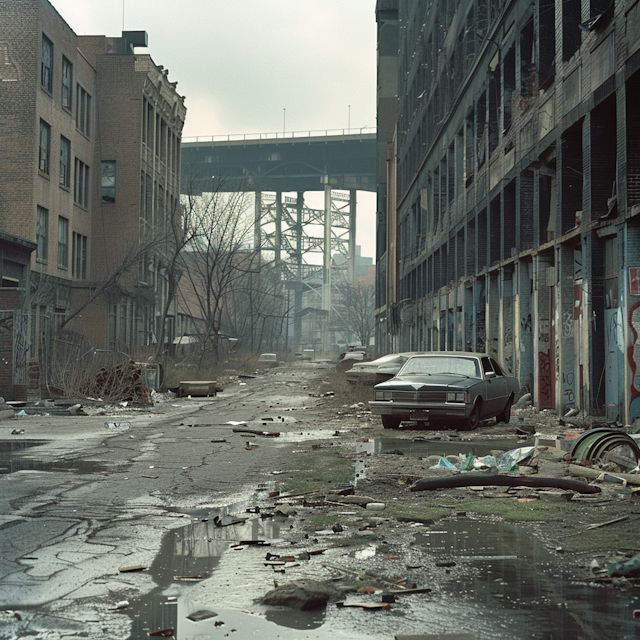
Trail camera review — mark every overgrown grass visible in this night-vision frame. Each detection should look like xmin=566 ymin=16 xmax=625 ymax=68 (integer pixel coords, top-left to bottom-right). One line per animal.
xmin=279 ymin=450 xmax=354 ymax=495
xmin=325 ymin=370 xmax=374 ymax=405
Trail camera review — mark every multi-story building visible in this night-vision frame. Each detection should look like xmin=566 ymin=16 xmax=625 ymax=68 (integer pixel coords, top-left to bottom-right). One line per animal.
xmin=376 ymin=0 xmax=640 ymax=423
xmin=0 ymin=0 xmax=185 ymax=398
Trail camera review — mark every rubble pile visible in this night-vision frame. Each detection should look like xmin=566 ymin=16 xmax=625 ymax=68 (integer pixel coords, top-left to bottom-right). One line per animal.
xmin=88 ymin=360 xmax=150 ymax=404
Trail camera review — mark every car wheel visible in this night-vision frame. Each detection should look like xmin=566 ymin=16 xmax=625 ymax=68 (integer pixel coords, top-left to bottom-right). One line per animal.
xmin=463 ymin=401 xmax=481 ymax=430
xmin=381 ymin=415 xmax=402 ymax=429
xmin=496 ymin=396 xmax=513 ymax=424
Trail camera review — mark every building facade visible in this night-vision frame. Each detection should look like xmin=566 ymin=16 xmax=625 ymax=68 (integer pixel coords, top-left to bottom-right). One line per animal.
xmin=376 ymin=0 xmax=640 ymax=423
xmin=0 ymin=0 xmax=185 ymax=395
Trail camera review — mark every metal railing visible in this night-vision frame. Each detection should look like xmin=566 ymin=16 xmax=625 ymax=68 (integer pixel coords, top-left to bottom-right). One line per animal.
xmin=182 ymin=126 xmax=376 ymax=144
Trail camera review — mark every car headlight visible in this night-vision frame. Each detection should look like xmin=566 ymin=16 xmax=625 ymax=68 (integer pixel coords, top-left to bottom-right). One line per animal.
xmin=374 ymin=390 xmax=392 ymax=401
xmin=447 ymin=392 xmax=467 ymax=403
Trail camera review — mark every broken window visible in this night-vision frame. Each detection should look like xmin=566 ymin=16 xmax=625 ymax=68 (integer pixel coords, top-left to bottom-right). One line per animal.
xmin=101 ymin=161 xmax=116 ymax=203
xmin=41 ymin=34 xmax=53 ymax=92
xmin=76 ymin=85 xmax=91 ymax=136
xmin=57 ymin=216 xmax=69 ymax=267
xmin=39 ymin=119 xmax=50 ymax=174
xmin=74 ymin=158 xmax=89 ymax=207
xmin=520 ymin=18 xmax=535 ymax=98
xmin=539 ymin=0 xmax=556 ymax=88
xmin=503 ymin=46 xmax=515 ymax=133
xmin=563 ymin=0 xmax=582 ymax=61
xmin=59 ymin=136 xmax=70 ymax=188
xmin=62 ymin=57 xmax=72 ymax=109
xmin=36 ymin=206 xmax=48 ymax=261
xmin=72 ymin=232 xmax=87 ymax=280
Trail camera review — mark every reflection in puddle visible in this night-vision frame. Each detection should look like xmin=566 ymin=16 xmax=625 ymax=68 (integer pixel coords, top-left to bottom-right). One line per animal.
xmin=127 ymin=508 xmax=287 ymax=639
xmin=357 ymin=436 xmax=532 ymax=458
xmin=0 ymin=439 xmax=109 ymax=474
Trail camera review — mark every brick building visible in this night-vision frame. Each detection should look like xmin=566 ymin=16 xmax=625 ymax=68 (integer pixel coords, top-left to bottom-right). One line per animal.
xmin=0 ymin=0 xmax=185 ymax=396
xmin=375 ymin=0 xmax=640 ymax=422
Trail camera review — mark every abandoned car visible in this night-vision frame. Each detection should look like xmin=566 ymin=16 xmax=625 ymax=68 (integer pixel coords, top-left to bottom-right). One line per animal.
xmin=369 ymin=352 xmax=520 ymax=429
xmin=346 ymin=352 xmax=423 ymax=386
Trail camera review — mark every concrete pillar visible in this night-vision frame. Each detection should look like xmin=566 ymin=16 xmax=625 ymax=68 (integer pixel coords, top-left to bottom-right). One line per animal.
xmin=557 ymin=244 xmax=577 ymax=414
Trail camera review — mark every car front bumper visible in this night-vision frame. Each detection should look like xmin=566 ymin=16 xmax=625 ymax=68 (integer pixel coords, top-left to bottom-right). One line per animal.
xmin=369 ymin=400 xmax=470 ymax=419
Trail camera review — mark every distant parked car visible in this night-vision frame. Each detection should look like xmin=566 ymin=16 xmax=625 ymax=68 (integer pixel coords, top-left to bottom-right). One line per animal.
xmin=336 ymin=349 xmax=367 ymax=372
xmin=369 ymin=352 xmax=519 ymax=430
xmin=346 ymin=352 xmax=423 ymax=386
xmin=257 ymin=353 xmax=277 ymax=366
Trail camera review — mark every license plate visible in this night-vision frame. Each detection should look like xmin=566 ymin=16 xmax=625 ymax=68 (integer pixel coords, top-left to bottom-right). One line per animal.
xmin=409 ymin=409 xmax=430 ymax=420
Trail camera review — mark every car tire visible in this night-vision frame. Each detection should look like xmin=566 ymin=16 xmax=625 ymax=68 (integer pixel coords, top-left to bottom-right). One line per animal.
xmin=381 ymin=415 xmax=402 ymax=429
xmin=496 ymin=396 xmax=513 ymax=424
xmin=463 ymin=401 xmax=481 ymax=430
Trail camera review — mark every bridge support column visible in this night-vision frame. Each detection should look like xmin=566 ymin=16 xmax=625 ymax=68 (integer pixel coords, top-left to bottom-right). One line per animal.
xmin=349 ymin=189 xmax=356 ymax=284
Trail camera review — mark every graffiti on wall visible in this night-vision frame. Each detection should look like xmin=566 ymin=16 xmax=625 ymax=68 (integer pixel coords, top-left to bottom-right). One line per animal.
xmin=627 ymin=302 xmax=640 ymax=418
xmin=538 ymin=318 xmax=553 ymax=407
xmin=563 ymin=371 xmax=575 ymax=407
xmin=561 ymin=310 xmax=574 ymax=338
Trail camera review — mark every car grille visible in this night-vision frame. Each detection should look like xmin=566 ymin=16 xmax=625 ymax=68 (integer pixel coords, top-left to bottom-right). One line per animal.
xmin=391 ymin=390 xmax=447 ymax=402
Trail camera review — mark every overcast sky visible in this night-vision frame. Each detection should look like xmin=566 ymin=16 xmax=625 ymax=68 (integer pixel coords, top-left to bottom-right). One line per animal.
xmin=50 ymin=1 xmax=378 ymax=258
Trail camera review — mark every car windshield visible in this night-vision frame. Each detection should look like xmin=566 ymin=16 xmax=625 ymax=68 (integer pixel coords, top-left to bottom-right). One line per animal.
xmin=399 ymin=356 xmax=481 ymax=378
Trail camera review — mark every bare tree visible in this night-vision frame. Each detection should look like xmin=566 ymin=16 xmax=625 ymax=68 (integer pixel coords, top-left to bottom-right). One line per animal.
xmin=334 ymin=281 xmax=376 ymax=348
xmin=176 ymin=188 xmax=259 ymax=364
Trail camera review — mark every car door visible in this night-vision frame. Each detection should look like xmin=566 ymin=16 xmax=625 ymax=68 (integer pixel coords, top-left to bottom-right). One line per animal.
xmin=481 ymin=356 xmax=508 ymax=415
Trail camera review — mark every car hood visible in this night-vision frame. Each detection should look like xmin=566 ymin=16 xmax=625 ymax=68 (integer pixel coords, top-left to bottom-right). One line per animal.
xmin=375 ymin=374 xmax=477 ymax=389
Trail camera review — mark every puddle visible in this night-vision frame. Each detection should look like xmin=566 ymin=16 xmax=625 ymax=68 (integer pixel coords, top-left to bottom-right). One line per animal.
xmin=357 ymin=436 xmax=532 ymax=458
xmin=0 ymin=439 xmax=109 ymax=475
xmin=412 ymin=519 xmax=640 ymax=639
xmin=122 ymin=506 xmax=639 ymax=640
xmin=125 ymin=506 xmax=288 ymax=639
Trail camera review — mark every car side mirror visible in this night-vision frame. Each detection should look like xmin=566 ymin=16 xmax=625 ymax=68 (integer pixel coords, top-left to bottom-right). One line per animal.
xmin=486 ymin=371 xmax=496 ymax=379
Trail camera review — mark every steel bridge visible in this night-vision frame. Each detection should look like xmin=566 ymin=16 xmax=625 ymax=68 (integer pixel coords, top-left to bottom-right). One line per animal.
xmin=180 ymin=130 xmax=377 ymax=354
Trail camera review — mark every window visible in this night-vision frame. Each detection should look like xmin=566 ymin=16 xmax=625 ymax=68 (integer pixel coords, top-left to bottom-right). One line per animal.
xmin=39 ymin=120 xmax=50 ymax=174
xmin=58 ymin=216 xmax=69 ymax=267
xmin=72 ymin=232 xmax=87 ymax=280
xmin=41 ymin=34 xmax=53 ymax=92
xmin=76 ymin=85 xmax=91 ymax=136
xmin=101 ymin=161 xmax=116 ymax=203
xmin=62 ymin=57 xmax=72 ymax=109
xmin=60 ymin=136 xmax=70 ymax=188
xmin=1 ymin=260 xmax=24 ymax=288
xmin=74 ymin=158 xmax=89 ymax=207
xmin=36 ymin=206 xmax=48 ymax=260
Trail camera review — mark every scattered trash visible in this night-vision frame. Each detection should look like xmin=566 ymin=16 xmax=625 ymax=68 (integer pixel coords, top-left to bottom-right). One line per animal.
xmin=336 ymin=602 xmax=391 ymax=610
xmin=173 ymin=575 xmax=204 ymax=581
xmin=214 ymin=515 xmax=246 ymax=527
xmin=608 ymin=553 xmax=640 ymax=578
xmin=365 ymin=502 xmax=386 ymax=511
xmin=586 ymin=516 xmax=629 ymax=530
xmin=118 ymin=565 xmax=148 ymax=573
xmin=68 ymin=403 xmax=83 ymax=415
xmin=112 ymin=600 xmax=129 ymax=610
xmin=140 ymin=474 xmax=158 ymax=479
xmin=147 ymin=628 xmax=174 ymax=637
xmin=409 ymin=473 xmax=601 ymax=494
xmin=233 ymin=427 xmax=280 ymax=437
xmin=429 ymin=447 xmax=535 ymax=472
xmin=10 ymin=428 xmax=24 ymax=435
xmin=186 ymin=610 xmax=217 ymax=622
xmin=16 ymin=410 xmax=27 ymax=416
xmin=104 ymin=422 xmax=131 ymax=429
xmin=569 ymin=464 xmax=640 ymax=486
xmin=570 ymin=428 xmax=640 ymax=469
